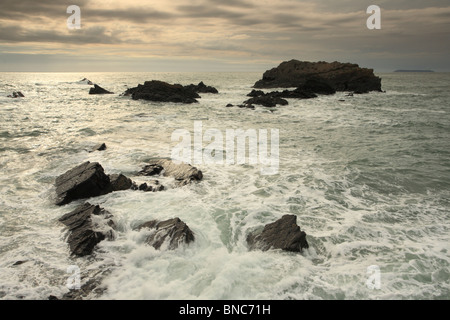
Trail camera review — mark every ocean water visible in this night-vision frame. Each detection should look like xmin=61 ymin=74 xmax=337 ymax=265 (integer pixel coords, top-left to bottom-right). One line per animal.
xmin=0 ymin=72 xmax=449 ymax=300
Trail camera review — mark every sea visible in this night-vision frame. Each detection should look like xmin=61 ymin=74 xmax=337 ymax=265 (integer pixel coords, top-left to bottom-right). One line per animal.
xmin=0 ymin=72 xmax=449 ymax=300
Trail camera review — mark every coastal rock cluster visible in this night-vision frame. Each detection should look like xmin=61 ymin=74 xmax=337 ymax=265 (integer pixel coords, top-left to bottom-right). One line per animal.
xmin=228 ymin=60 xmax=382 ymax=108
xmin=48 ymin=58 xmax=383 ymax=298
xmin=121 ymin=80 xmax=219 ymax=104
xmin=84 ymin=78 xmax=219 ymax=102
xmin=54 ymin=155 xmax=309 ymax=257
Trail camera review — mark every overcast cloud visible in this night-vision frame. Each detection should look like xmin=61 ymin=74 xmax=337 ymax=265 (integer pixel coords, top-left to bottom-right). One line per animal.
xmin=0 ymin=0 xmax=449 ymax=71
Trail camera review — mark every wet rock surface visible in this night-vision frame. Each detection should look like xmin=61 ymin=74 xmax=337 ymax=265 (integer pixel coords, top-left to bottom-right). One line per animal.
xmin=247 ymin=215 xmax=309 ymax=253
xmin=136 ymin=217 xmax=195 ymax=250
xmin=139 ymin=159 xmax=203 ymax=186
xmin=55 ymin=162 xmax=113 ymax=206
xmin=59 ymin=202 xmax=116 ymax=257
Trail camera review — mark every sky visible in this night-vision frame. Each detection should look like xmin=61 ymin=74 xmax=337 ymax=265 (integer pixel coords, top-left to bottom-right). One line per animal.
xmin=0 ymin=0 xmax=449 ymax=72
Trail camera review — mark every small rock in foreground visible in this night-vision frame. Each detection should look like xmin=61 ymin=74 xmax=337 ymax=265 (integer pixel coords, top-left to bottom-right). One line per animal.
xmin=59 ymin=202 xmax=116 ymax=257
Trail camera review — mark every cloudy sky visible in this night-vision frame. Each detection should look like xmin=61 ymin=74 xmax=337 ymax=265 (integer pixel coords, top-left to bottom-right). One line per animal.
xmin=1 ymin=0 xmax=449 ymax=72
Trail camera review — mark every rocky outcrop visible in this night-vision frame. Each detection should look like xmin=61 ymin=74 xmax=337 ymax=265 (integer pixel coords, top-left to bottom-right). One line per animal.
xmin=59 ymin=203 xmax=116 ymax=257
xmin=123 ymin=80 xmax=200 ymax=104
xmin=139 ymin=159 xmax=203 ymax=186
xmin=136 ymin=218 xmax=195 ymax=250
xmin=185 ymin=81 xmax=219 ymax=94
xmin=253 ymin=60 xmax=382 ymax=93
xmin=89 ymin=84 xmax=114 ymax=95
xmin=55 ymin=162 xmax=113 ymax=206
xmin=247 ymin=215 xmax=309 ymax=253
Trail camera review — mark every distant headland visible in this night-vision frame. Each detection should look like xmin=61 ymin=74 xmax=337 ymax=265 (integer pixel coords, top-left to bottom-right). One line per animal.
xmin=394 ymin=70 xmax=434 ymax=73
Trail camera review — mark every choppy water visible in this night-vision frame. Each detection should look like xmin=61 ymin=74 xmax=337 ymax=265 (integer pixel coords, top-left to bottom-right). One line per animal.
xmin=0 ymin=72 xmax=449 ymax=300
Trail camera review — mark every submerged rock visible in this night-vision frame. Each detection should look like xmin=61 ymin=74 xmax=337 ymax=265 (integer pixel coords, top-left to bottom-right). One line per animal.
xmin=253 ymin=59 xmax=382 ymax=93
xmin=89 ymin=84 xmax=114 ymax=95
xmin=55 ymin=162 xmax=113 ymax=206
xmin=139 ymin=159 xmax=203 ymax=186
xmin=59 ymin=202 xmax=116 ymax=257
xmin=7 ymin=91 xmax=25 ymax=98
xmin=243 ymin=95 xmax=288 ymax=108
xmin=90 ymin=143 xmax=107 ymax=152
xmin=123 ymin=80 xmax=200 ymax=104
xmin=247 ymin=215 xmax=309 ymax=253
xmin=136 ymin=217 xmax=194 ymax=250
xmin=79 ymin=78 xmax=94 ymax=85
xmin=137 ymin=180 xmax=165 ymax=192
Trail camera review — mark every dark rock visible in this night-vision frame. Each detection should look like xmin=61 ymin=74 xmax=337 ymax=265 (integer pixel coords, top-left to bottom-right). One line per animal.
xmin=59 ymin=202 xmax=116 ymax=257
xmin=226 ymin=104 xmax=234 ymax=108
xmin=7 ymin=91 xmax=25 ymax=98
xmin=55 ymin=162 xmax=113 ymax=206
xmin=124 ymin=80 xmax=200 ymax=104
xmin=139 ymin=159 xmax=203 ymax=186
xmin=109 ymin=174 xmax=133 ymax=191
xmin=138 ymin=180 xmax=164 ymax=192
xmin=90 ymin=143 xmax=107 ymax=152
xmin=12 ymin=260 xmax=28 ymax=266
xmin=48 ymin=295 xmax=59 ymax=300
xmin=185 ymin=81 xmax=219 ymax=94
xmin=136 ymin=218 xmax=194 ymax=250
xmin=139 ymin=164 xmax=164 ymax=176
xmin=278 ymin=88 xmax=318 ymax=99
xmin=246 ymin=215 xmax=309 ymax=253
xmin=298 ymin=78 xmax=336 ymax=95
xmin=89 ymin=84 xmax=114 ymax=95
xmin=247 ymin=89 xmax=265 ymax=97
xmin=253 ymin=59 xmax=382 ymax=93
xmin=243 ymin=95 xmax=288 ymax=108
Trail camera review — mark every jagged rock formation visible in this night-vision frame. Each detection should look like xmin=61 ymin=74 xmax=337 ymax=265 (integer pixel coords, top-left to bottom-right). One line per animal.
xmin=55 ymin=162 xmax=113 ymax=206
xmin=59 ymin=203 xmax=116 ymax=257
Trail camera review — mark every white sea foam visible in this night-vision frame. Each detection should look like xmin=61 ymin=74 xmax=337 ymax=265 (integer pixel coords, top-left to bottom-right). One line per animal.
xmin=0 ymin=72 xmax=449 ymax=300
